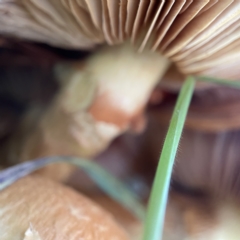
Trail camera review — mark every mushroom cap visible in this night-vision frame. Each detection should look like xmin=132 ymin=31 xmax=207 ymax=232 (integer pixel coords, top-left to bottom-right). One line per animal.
xmin=141 ymin=89 xmax=240 ymax=197
xmin=0 ymin=175 xmax=129 ymax=240
xmin=1 ymin=0 xmax=240 ymax=78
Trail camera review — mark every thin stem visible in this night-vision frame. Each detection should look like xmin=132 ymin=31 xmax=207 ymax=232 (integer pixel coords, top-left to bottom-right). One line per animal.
xmin=142 ymin=76 xmax=195 ymax=240
xmin=0 ymin=156 xmax=145 ymax=221
xmin=197 ymin=76 xmax=240 ymax=89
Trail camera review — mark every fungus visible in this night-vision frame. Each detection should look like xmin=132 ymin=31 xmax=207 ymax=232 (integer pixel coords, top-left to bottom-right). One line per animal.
xmin=2 ymin=1 xmax=239 ymax=155
xmin=2 ymin=0 xmax=240 ymax=185
xmin=142 ymin=86 xmax=240 ymax=198
xmin=0 ymin=175 xmax=129 ymax=240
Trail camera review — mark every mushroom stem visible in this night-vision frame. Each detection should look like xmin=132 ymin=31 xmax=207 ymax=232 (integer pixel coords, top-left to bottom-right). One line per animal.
xmin=5 ymin=43 xmax=169 ymax=182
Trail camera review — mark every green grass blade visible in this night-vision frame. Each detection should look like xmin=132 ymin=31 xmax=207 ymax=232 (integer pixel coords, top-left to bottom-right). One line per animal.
xmin=197 ymin=76 xmax=240 ymax=89
xmin=142 ymin=76 xmax=195 ymax=240
xmin=0 ymin=156 xmax=145 ymax=221
xmin=69 ymin=157 xmax=145 ymax=220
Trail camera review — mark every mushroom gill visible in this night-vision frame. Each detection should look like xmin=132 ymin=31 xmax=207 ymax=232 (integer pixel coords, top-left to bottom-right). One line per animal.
xmin=1 ymin=0 xmax=240 ymax=78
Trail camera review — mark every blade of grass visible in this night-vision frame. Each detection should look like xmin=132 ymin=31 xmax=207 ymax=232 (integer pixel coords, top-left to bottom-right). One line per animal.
xmin=0 ymin=156 xmax=145 ymax=221
xmin=197 ymin=76 xmax=240 ymax=89
xmin=142 ymin=76 xmax=195 ymax=240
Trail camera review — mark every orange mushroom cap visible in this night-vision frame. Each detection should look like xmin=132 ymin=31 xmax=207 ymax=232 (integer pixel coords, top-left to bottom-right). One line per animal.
xmin=0 ymin=175 xmax=130 ymax=240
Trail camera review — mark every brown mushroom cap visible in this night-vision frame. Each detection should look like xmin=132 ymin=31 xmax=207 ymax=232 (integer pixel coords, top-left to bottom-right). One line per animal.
xmin=1 ymin=0 xmax=240 ymax=78
xmin=0 ymin=175 xmax=130 ymax=240
xmin=141 ymin=88 xmax=240 ymax=197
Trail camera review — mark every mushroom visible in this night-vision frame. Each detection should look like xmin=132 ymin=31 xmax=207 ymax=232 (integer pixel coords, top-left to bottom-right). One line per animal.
xmin=1 ymin=0 xmax=239 ymax=182
xmin=142 ymin=86 xmax=240 ymax=198
xmin=0 ymin=175 xmax=130 ymax=240
xmin=1 ymin=0 xmax=239 ymax=150
xmin=2 ymin=0 xmax=240 ymax=205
